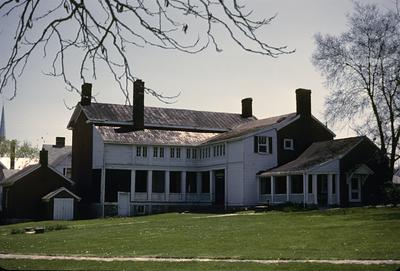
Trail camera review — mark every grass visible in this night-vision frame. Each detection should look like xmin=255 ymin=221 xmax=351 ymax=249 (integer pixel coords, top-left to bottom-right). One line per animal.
xmin=0 ymin=259 xmax=397 ymax=271
xmin=0 ymin=207 xmax=399 ymax=270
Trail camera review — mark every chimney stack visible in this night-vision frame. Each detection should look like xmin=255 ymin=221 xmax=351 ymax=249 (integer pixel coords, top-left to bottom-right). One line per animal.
xmin=54 ymin=137 xmax=65 ymax=148
xmin=241 ymin=98 xmax=253 ymax=118
xmin=133 ymin=79 xmax=145 ymax=131
xmin=39 ymin=148 xmax=48 ymax=167
xmin=295 ymin=88 xmax=311 ymax=117
xmin=80 ymin=83 xmax=92 ymax=106
xmin=10 ymin=140 xmax=15 ymax=170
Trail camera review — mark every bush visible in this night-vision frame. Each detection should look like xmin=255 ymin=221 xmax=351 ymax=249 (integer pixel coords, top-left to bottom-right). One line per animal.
xmin=382 ymin=182 xmax=400 ymax=205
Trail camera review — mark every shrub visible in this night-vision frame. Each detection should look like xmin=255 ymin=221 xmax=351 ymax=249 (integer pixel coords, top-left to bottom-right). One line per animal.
xmin=382 ymin=182 xmax=400 ymax=206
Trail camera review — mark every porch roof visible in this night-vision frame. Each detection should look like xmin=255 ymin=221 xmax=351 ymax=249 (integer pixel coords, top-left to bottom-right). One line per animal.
xmin=260 ymin=136 xmax=366 ymax=176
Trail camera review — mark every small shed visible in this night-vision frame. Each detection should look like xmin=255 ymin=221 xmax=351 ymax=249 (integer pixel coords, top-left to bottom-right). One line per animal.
xmin=42 ymin=187 xmax=81 ymax=220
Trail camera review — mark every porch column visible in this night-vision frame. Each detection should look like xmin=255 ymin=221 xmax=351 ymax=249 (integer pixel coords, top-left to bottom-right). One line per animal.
xmin=303 ymin=173 xmax=308 ymax=205
xmin=165 ymin=170 xmax=170 ymax=202
xmin=210 ymin=170 xmax=214 ymax=202
xmin=286 ymin=175 xmax=291 ymax=202
xmin=312 ymin=174 xmax=318 ymax=204
xmin=271 ymin=176 xmax=275 ymax=204
xmin=100 ymin=168 xmax=106 ymax=217
xmin=181 ymin=171 xmax=186 ymax=201
xmin=147 ymin=170 xmax=152 ymax=201
xmin=336 ymin=174 xmax=340 ymax=205
xmin=328 ymin=174 xmax=333 ymax=206
xmin=256 ymin=176 xmax=260 ymax=203
xmin=131 ymin=170 xmax=136 ymax=202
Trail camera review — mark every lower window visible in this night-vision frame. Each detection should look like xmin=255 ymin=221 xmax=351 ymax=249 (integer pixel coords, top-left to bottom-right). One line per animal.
xmin=349 ymin=177 xmax=361 ymax=202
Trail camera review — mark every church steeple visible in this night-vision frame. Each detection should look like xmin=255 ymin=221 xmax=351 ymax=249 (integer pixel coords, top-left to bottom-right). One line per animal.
xmin=0 ymin=105 xmax=5 ymax=140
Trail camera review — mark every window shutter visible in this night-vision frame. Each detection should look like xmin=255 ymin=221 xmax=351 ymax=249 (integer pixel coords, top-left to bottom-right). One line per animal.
xmin=254 ymin=136 xmax=258 ymax=153
xmin=268 ymin=137 xmax=273 ymax=154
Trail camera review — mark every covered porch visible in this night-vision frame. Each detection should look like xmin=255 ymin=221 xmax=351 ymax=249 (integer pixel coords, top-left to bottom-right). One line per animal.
xmin=258 ymin=173 xmax=340 ymax=206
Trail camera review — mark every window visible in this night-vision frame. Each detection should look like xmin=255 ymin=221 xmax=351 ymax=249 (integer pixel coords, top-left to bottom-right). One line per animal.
xmin=254 ymin=136 xmax=272 ymax=154
xmin=192 ymin=149 xmax=197 ymax=159
xmin=222 ymin=144 xmax=225 ymax=155
xmin=63 ymin=168 xmax=72 ymax=178
xmin=260 ymin=177 xmax=271 ymax=194
xmin=176 ymin=147 xmax=181 ymax=158
xmin=186 ymin=148 xmax=191 ymax=159
xmin=170 ymin=147 xmax=175 ymax=158
xmin=153 ymin=147 xmax=158 ymax=158
xmin=349 ymin=176 xmax=361 ymax=202
xmin=213 ymin=146 xmax=216 ymax=156
xmin=283 ymin=139 xmax=294 ymax=150
xmin=159 ymin=147 xmax=164 ymax=158
xmin=136 ymin=146 xmax=147 ymax=157
xmin=291 ymin=175 xmax=303 ymax=194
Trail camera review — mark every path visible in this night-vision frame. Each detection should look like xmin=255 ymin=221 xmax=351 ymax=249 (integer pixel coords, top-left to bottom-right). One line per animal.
xmin=0 ymin=253 xmax=399 ymax=265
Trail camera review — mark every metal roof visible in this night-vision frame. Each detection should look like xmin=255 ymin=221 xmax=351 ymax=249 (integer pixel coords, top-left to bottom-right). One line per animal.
xmin=69 ymin=103 xmax=256 ymax=132
xmin=42 ymin=144 xmax=72 ymax=166
xmin=97 ymin=126 xmax=218 ymax=146
xmin=261 ymin=136 xmax=366 ymax=176
xmin=204 ymin=113 xmax=297 ymax=144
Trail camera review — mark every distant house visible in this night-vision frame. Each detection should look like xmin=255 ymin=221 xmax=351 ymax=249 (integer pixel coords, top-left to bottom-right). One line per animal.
xmin=67 ymin=83 xmax=389 ymax=217
xmin=43 ymin=137 xmax=72 ymax=178
xmin=0 ymin=148 xmax=78 ymax=221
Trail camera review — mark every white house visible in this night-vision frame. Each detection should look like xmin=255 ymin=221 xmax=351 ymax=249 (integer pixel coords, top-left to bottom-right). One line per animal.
xmin=67 ymin=82 xmax=389 ymax=217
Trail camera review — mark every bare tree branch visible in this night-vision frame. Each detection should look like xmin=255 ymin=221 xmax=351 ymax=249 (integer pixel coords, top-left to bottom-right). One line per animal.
xmin=0 ymin=0 xmax=293 ymax=104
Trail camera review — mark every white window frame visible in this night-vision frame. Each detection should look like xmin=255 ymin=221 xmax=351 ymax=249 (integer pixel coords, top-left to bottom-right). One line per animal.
xmin=258 ymin=136 xmax=268 ymax=153
xmin=153 ymin=146 xmax=158 ymax=158
xmin=159 ymin=147 xmax=164 ymax=158
xmin=349 ymin=176 xmax=361 ymax=202
xmin=283 ymin=138 xmax=294 ymax=150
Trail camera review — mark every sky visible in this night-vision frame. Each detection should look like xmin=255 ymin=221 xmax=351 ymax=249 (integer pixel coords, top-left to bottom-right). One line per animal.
xmin=0 ymin=0 xmax=395 ymax=147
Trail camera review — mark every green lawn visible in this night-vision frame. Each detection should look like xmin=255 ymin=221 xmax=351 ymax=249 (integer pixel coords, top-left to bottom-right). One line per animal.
xmin=0 ymin=259 xmax=396 ymax=271
xmin=0 ymin=207 xmax=399 ymax=270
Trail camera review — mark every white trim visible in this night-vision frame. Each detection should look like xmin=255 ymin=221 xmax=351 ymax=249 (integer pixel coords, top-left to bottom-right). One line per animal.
xmin=42 ymin=187 xmax=81 ymax=202
xmin=283 ymin=138 xmax=294 ymax=150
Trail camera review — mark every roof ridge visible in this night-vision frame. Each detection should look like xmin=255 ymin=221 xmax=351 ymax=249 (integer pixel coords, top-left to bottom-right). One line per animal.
xmin=88 ymin=102 xmax=246 ymax=116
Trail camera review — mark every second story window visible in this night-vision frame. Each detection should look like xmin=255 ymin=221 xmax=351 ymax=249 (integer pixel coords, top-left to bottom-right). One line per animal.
xmin=176 ymin=147 xmax=181 ymax=158
xmin=283 ymin=139 xmax=294 ymax=150
xmin=137 ymin=146 xmax=147 ymax=157
xmin=159 ymin=147 xmax=164 ymax=158
xmin=186 ymin=148 xmax=191 ymax=159
xmin=170 ymin=147 xmax=175 ymax=158
xmin=153 ymin=147 xmax=158 ymax=157
xmin=254 ymin=136 xmax=272 ymax=154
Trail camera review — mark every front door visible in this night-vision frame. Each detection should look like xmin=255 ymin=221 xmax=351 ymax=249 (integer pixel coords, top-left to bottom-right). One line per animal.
xmin=214 ymin=170 xmax=225 ymax=206
xmin=118 ymin=192 xmax=130 ymax=216
xmin=317 ymin=175 xmax=328 ymax=207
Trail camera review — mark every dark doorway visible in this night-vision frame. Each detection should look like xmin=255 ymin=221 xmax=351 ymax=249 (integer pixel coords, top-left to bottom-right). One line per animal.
xmin=317 ymin=174 xmax=328 ymax=207
xmin=214 ymin=170 xmax=225 ymax=206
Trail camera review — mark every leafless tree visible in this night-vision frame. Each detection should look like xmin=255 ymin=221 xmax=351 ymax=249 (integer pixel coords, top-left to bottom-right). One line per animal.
xmin=312 ymin=2 xmax=400 ymax=174
xmin=0 ymin=0 xmax=293 ymax=104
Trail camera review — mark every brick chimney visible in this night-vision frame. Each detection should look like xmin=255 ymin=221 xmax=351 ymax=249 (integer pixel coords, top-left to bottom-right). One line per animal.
xmin=39 ymin=148 xmax=48 ymax=167
xmin=296 ymin=88 xmax=311 ymax=117
xmin=80 ymin=83 xmax=92 ymax=106
xmin=133 ymin=79 xmax=145 ymax=131
xmin=241 ymin=98 xmax=253 ymax=118
xmin=54 ymin=137 xmax=65 ymax=148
